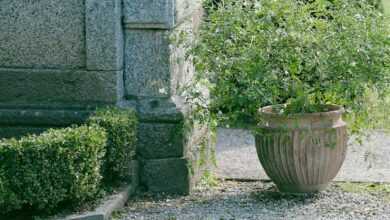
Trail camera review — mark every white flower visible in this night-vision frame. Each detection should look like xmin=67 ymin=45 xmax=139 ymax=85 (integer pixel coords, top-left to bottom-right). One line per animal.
xmin=354 ymin=14 xmax=364 ymax=21
xmin=254 ymin=2 xmax=262 ymax=9
xmin=159 ymin=88 xmax=168 ymax=95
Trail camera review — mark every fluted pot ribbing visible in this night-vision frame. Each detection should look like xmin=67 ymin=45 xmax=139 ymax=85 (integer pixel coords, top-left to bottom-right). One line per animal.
xmin=255 ymin=105 xmax=348 ymax=193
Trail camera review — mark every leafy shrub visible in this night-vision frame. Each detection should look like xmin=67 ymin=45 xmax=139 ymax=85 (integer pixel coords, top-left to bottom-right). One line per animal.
xmin=0 ymin=125 xmax=107 ymax=214
xmin=88 ymin=107 xmax=138 ymax=184
xmin=190 ymin=0 xmax=390 ymax=128
xmin=203 ymin=0 xmax=384 ymax=12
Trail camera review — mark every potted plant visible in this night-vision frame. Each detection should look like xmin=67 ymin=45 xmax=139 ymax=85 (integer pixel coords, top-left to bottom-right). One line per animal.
xmin=187 ymin=0 xmax=390 ymax=193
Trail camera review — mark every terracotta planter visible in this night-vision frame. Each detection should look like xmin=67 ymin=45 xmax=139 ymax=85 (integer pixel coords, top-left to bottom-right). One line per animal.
xmin=255 ymin=104 xmax=348 ymax=193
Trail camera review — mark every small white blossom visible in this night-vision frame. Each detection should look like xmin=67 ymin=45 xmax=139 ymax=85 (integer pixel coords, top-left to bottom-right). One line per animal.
xmin=354 ymin=14 xmax=364 ymax=21
xmin=159 ymin=88 xmax=168 ymax=95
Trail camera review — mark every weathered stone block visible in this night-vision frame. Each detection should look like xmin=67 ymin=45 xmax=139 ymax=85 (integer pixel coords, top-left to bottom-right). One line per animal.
xmin=123 ymin=0 xmax=202 ymax=30
xmin=137 ymin=107 xmax=213 ymax=193
xmin=86 ymin=0 xmax=123 ymax=71
xmin=124 ymin=30 xmax=171 ymax=98
xmin=0 ymin=0 xmax=86 ymax=69
xmin=137 ymin=98 xmax=185 ymax=122
xmin=140 ymin=127 xmax=213 ymax=194
xmin=0 ymin=126 xmax=51 ymax=139
xmin=141 ymin=158 xmax=190 ymax=194
xmin=131 ymin=17 xmax=211 ymax=189
xmin=0 ymin=108 xmax=92 ymax=139
xmin=187 ymin=130 xmax=216 ymax=186
xmin=123 ymin=0 xmax=174 ymax=29
xmin=123 ymin=5 xmax=203 ymax=100
xmin=138 ymin=122 xmax=184 ymax=159
xmin=0 ymin=109 xmax=91 ymax=126
xmin=175 ymin=0 xmax=202 ymax=26
xmin=0 ymin=68 xmax=120 ymax=107
xmin=169 ymin=14 xmax=199 ymax=97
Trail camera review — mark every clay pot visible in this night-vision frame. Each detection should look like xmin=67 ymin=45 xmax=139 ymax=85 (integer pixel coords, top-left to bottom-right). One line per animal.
xmin=255 ymin=104 xmax=348 ymax=193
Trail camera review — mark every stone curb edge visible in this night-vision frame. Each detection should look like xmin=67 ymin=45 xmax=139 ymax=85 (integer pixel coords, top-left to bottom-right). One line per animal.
xmin=65 ymin=184 xmax=136 ymax=220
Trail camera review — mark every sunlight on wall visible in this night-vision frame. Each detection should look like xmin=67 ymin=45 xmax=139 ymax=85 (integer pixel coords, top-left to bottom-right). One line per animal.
xmin=383 ymin=0 xmax=390 ymax=15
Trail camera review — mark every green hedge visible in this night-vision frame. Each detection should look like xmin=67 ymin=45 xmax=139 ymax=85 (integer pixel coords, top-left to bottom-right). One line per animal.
xmin=0 ymin=125 xmax=107 ymax=214
xmin=88 ymin=107 xmax=138 ymax=184
xmin=0 ymin=107 xmax=138 ymax=215
xmin=205 ymin=0 xmax=384 ymax=10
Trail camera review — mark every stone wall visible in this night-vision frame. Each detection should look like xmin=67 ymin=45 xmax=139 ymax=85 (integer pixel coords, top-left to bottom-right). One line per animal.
xmin=123 ymin=0 xmax=208 ymax=194
xmin=0 ymin=0 xmax=208 ymax=194
xmin=0 ymin=0 xmax=124 ymax=136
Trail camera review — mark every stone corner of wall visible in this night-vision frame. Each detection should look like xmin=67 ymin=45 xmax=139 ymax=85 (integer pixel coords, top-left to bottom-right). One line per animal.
xmin=122 ymin=0 xmax=202 ymax=30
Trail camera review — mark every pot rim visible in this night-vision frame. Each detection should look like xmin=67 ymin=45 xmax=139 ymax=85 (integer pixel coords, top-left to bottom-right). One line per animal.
xmin=259 ymin=104 xmax=345 ymax=119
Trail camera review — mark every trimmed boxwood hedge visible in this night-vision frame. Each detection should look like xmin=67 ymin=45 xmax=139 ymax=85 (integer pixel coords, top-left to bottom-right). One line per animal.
xmin=0 ymin=125 xmax=107 ymax=214
xmin=0 ymin=107 xmax=138 ymax=215
xmin=87 ymin=107 xmax=138 ymax=184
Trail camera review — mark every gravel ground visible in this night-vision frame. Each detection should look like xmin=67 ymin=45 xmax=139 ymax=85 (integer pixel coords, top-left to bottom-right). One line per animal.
xmin=114 ymin=180 xmax=390 ymax=220
xmin=216 ymin=129 xmax=390 ymax=182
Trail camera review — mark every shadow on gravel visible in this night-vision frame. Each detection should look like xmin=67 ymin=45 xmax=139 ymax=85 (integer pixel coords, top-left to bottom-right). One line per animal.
xmin=249 ymin=184 xmax=321 ymax=208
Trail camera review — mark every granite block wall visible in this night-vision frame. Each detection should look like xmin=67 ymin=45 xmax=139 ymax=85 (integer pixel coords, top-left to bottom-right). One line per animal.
xmin=0 ymin=0 xmax=208 ymax=194
xmin=122 ymin=0 xmax=208 ymax=194
xmin=0 ymin=0 xmax=124 ymax=138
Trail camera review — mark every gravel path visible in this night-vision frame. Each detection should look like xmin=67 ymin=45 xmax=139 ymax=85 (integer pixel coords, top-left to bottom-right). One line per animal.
xmin=114 ymin=180 xmax=390 ymax=220
xmin=216 ymin=129 xmax=390 ymax=182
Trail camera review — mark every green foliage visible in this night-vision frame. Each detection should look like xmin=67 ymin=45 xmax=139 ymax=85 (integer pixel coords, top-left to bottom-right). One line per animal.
xmin=88 ymin=107 xmax=138 ymax=184
xmin=369 ymin=0 xmax=385 ymax=11
xmin=338 ymin=182 xmax=390 ymax=196
xmin=203 ymin=0 xmax=385 ymax=14
xmin=346 ymin=87 xmax=390 ymax=134
xmin=199 ymin=170 xmax=219 ymax=188
xmin=190 ymin=0 xmax=390 ymax=129
xmin=0 ymin=125 xmax=107 ymax=214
